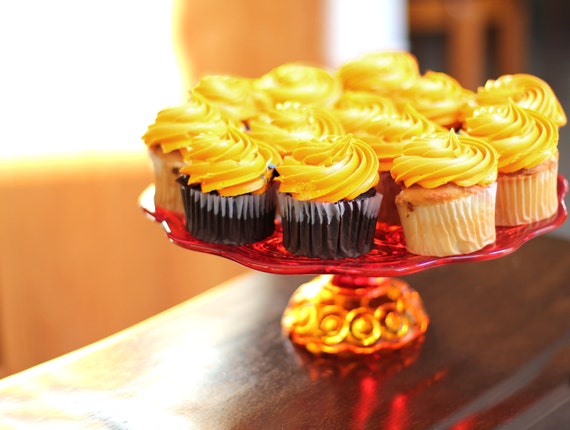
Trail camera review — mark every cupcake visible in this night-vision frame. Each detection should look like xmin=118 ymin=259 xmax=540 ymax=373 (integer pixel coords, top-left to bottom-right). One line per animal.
xmin=141 ymin=93 xmax=231 ymax=213
xmin=329 ymin=90 xmax=398 ymax=135
xmin=391 ymin=130 xmax=499 ymax=257
xmin=336 ymin=50 xmax=420 ymax=97
xmin=275 ymin=134 xmax=382 ymax=259
xmin=192 ymin=74 xmax=268 ymax=124
xmin=247 ymin=101 xmax=345 ymax=158
xmin=359 ymin=104 xmax=446 ymax=225
xmin=463 ymin=100 xmax=560 ymax=225
xmin=395 ymin=70 xmax=474 ymax=129
xmin=475 ymin=73 xmax=567 ymax=127
xmin=253 ymin=62 xmax=342 ymax=108
xmin=178 ymin=126 xmax=280 ymax=245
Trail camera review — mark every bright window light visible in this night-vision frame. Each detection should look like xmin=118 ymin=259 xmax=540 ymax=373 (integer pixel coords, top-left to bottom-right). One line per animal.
xmin=324 ymin=0 xmax=409 ymax=68
xmin=0 ymin=1 xmax=184 ymax=160
xmin=0 ymin=1 xmax=408 ymax=161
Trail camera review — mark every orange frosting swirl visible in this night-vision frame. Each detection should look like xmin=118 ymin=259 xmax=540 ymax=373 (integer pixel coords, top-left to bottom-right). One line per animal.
xmin=396 ymin=71 xmax=472 ymax=128
xmin=330 ymin=90 xmax=398 ymax=133
xmin=360 ymin=104 xmax=446 ymax=171
xmin=192 ymin=75 xmax=266 ymax=122
xmin=463 ymin=100 xmax=559 ymax=173
xmin=391 ymin=130 xmax=498 ymax=188
xmin=179 ymin=126 xmax=274 ymax=196
xmin=141 ymin=93 xmax=232 ymax=153
xmin=253 ymin=63 xmax=342 ymax=107
xmin=275 ymin=134 xmax=379 ymax=202
xmin=254 ymin=138 xmax=283 ymax=169
xmin=247 ymin=102 xmax=345 ymax=157
xmin=336 ymin=50 xmax=420 ymax=95
xmin=476 ymin=73 xmax=567 ymax=127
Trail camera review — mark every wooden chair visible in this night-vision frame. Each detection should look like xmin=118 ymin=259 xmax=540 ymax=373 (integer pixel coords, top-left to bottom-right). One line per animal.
xmin=408 ymin=0 xmax=529 ymax=90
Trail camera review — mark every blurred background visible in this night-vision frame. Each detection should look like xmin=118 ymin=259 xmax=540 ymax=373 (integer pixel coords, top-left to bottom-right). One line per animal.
xmin=0 ymin=0 xmax=567 ymax=376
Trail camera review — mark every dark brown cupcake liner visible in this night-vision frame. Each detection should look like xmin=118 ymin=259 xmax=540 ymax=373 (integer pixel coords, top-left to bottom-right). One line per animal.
xmin=179 ymin=178 xmax=277 ymax=245
xmin=277 ymin=190 xmax=382 ymax=259
xmin=376 ymin=171 xmax=403 ymax=226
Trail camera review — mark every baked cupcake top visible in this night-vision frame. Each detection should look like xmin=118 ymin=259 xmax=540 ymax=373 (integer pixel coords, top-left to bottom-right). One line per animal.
xmin=396 ymin=70 xmax=472 ymax=128
xmin=359 ymin=104 xmax=446 ymax=172
xmin=391 ymin=129 xmax=498 ymax=189
xmin=275 ymin=134 xmax=379 ymax=202
xmin=192 ymin=75 xmax=267 ymax=122
xmin=253 ymin=63 xmax=341 ymax=107
xmin=247 ymin=101 xmax=345 ymax=157
xmin=142 ymin=93 xmax=232 ymax=153
xmin=463 ymin=100 xmax=559 ymax=173
xmin=179 ymin=126 xmax=276 ymax=196
xmin=329 ymin=90 xmax=398 ymax=133
xmin=475 ymin=73 xmax=567 ymax=127
xmin=336 ymin=50 xmax=420 ymax=96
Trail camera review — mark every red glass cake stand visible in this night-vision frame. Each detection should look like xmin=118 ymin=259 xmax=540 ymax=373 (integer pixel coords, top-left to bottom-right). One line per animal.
xmin=140 ymin=176 xmax=568 ymax=356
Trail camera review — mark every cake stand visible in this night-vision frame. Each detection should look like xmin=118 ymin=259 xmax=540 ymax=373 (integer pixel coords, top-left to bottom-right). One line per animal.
xmin=140 ymin=176 xmax=568 ymax=356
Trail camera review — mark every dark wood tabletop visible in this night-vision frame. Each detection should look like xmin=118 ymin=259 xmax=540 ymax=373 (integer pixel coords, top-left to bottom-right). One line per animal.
xmin=0 ymin=234 xmax=569 ymax=429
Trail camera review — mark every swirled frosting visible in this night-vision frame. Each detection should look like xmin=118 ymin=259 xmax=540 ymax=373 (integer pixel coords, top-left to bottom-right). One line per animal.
xmin=247 ymin=101 xmax=345 ymax=156
xmin=179 ymin=126 xmax=274 ymax=196
xmin=397 ymin=71 xmax=472 ymax=128
xmin=336 ymin=51 xmax=420 ymax=95
xmin=254 ymin=137 xmax=283 ymax=169
xmin=391 ymin=130 xmax=498 ymax=188
xmin=359 ymin=104 xmax=446 ymax=171
xmin=142 ymin=93 xmax=232 ymax=153
xmin=330 ymin=90 xmax=398 ymax=133
xmin=275 ymin=134 xmax=379 ymax=202
xmin=463 ymin=100 xmax=559 ymax=173
xmin=476 ymin=74 xmax=567 ymax=127
xmin=253 ymin=63 xmax=341 ymax=107
xmin=192 ymin=75 xmax=266 ymax=122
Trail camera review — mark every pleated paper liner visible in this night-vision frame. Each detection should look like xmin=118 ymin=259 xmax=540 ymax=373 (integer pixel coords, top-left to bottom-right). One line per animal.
xmin=179 ymin=179 xmax=277 ymax=245
xmin=496 ymin=156 xmax=559 ymax=226
xmin=396 ymin=183 xmax=497 ymax=257
xmin=277 ymin=190 xmax=382 ymax=259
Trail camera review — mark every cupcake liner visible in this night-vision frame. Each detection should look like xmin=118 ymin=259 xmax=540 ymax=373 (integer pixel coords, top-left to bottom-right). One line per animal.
xmin=495 ymin=159 xmax=559 ymax=226
xmin=180 ymin=181 xmax=277 ymax=245
xmin=277 ymin=191 xmax=382 ymax=259
xmin=376 ymin=171 xmax=403 ymax=225
xmin=397 ymin=184 xmax=497 ymax=257
xmin=149 ymin=148 xmax=185 ymax=214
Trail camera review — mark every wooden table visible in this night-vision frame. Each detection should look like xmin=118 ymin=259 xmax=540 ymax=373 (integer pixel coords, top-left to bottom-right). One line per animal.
xmin=0 ymin=234 xmax=569 ymax=429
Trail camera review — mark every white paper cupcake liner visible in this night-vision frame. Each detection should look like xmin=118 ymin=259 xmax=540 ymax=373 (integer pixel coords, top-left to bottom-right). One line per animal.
xmin=397 ymin=184 xmax=497 ymax=257
xmin=495 ymin=161 xmax=558 ymax=226
xmin=277 ymin=191 xmax=382 ymax=259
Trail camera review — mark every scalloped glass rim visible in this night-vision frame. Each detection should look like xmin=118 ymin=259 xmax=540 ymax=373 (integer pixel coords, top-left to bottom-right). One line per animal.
xmin=140 ymin=176 xmax=568 ymax=277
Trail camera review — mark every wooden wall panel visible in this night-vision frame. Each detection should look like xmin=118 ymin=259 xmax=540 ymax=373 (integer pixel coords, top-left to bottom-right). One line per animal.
xmin=173 ymin=0 xmax=325 ymax=90
xmin=0 ymin=154 xmax=248 ymax=376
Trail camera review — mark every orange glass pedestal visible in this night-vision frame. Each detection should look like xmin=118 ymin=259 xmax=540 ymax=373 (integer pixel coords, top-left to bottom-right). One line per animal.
xmin=282 ymin=275 xmax=428 ymax=355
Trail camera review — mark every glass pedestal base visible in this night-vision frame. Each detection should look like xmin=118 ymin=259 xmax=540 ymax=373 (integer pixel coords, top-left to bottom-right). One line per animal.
xmin=282 ymin=275 xmax=429 ymax=355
